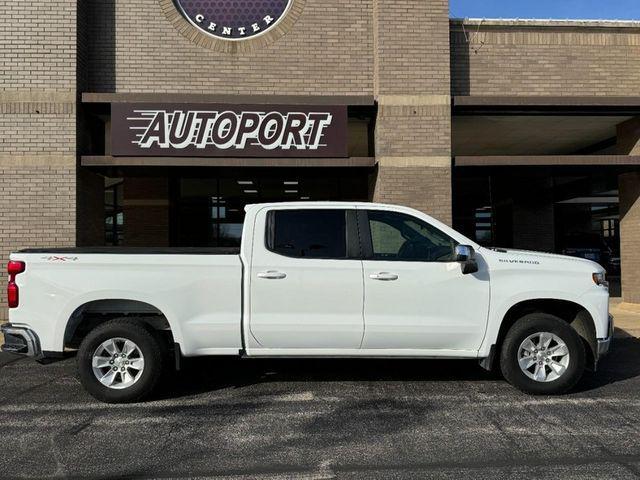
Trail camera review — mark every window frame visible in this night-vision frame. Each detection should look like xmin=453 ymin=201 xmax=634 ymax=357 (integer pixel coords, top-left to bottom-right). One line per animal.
xmin=358 ymin=210 xmax=459 ymax=263
xmin=265 ymin=209 xmax=361 ymax=260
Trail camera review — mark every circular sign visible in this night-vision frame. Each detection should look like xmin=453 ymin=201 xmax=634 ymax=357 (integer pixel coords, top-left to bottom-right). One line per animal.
xmin=173 ymin=0 xmax=294 ymax=41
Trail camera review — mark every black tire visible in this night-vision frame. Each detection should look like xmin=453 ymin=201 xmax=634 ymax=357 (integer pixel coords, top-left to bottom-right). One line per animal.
xmin=500 ymin=313 xmax=585 ymax=395
xmin=77 ymin=318 xmax=165 ymax=403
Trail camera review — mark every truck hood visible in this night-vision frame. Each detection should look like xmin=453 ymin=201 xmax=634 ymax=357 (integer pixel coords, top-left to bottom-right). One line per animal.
xmin=482 ymin=247 xmax=605 ymax=272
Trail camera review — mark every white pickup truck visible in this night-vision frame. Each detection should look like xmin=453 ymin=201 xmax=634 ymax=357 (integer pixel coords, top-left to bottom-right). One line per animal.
xmin=2 ymin=202 xmax=613 ymax=402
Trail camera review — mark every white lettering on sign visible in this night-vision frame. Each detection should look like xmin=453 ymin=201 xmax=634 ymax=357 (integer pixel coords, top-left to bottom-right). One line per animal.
xmin=129 ymin=109 xmax=334 ymax=152
xmin=192 ymin=11 xmax=277 ymax=39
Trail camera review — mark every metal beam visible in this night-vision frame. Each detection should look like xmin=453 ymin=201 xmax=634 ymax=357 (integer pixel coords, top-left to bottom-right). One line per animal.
xmin=454 ymin=96 xmax=640 ymax=107
xmin=81 ymin=156 xmax=377 ymax=168
xmin=454 ymin=155 xmax=640 ymax=167
xmin=453 ymin=96 xmax=640 ymax=116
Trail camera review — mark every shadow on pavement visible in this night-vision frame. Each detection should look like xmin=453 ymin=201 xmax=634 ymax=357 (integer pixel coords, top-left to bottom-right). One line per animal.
xmin=3 ymin=330 xmax=638 ymax=401
xmin=575 ymin=332 xmax=640 ymax=393
xmin=156 ymin=329 xmax=640 ymax=400
xmin=0 ymin=352 xmax=23 ymax=369
xmin=155 ymin=356 xmax=495 ymax=400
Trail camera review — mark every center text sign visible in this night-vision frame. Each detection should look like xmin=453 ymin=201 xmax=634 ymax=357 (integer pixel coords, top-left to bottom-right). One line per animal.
xmin=111 ymin=104 xmax=348 ymax=158
xmin=173 ymin=0 xmax=294 ymax=41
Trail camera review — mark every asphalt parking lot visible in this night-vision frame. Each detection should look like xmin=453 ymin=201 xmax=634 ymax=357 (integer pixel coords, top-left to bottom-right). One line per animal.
xmin=1 ymin=332 xmax=640 ymax=480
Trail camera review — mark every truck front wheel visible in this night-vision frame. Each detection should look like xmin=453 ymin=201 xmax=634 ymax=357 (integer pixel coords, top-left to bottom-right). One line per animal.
xmin=77 ymin=319 xmax=165 ymax=403
xmin=500 ymin=313 xmax=585 ymax=395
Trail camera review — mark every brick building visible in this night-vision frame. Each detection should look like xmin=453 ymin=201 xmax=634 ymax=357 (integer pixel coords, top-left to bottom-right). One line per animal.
xmin=1 ymin=1 xmax=640 ymax=318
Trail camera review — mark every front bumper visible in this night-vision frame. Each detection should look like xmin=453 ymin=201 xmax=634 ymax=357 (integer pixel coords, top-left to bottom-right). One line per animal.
xmin=1 ymin=324 xmax=41 ymax=357
xmin=596 ymin=314 xmax=615 ymax=359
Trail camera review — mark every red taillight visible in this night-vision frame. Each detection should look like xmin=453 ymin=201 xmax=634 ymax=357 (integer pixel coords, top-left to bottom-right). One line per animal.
xmin=8 ymin=261 xmax=25 ymax=276
xmin=7 ymin=282 xmax=19 ymax=308
xmin=7 ymin=261 xmax=25 ymax=309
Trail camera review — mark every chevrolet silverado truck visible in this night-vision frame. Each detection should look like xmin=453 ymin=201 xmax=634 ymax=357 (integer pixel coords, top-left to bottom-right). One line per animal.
xmin=2 ymin=202 xmax=613 ymax=403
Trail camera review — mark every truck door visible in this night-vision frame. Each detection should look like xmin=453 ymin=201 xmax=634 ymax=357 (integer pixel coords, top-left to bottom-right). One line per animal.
xmin=248 ymin=207 xmax=364 ymax=350
xmin=359 ymin=209 xmax=490 ymax=353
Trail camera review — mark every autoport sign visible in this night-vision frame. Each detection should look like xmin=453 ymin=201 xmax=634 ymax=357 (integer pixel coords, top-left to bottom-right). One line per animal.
xmin=173 ymin=0 xmax=293 ymax=41
xmin=111 ymin=104 xmax=348 ymax=158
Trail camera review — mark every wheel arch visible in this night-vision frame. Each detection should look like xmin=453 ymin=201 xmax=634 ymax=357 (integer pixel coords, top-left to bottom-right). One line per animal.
xmin=494 ymin=298 xmax=597 ymax=370
xmin=63 ymin=298 xmax=179 ymax=351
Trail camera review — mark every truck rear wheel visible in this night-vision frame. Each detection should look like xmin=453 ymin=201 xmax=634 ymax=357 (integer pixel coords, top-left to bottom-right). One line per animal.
xmin=77 ymin=318 xmax=165 ymax=403
xmin=500 ymin=313 xmax=585 ymax=395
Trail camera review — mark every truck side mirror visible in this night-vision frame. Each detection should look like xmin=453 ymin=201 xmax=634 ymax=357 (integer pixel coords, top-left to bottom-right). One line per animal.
xmin=455 ymin=245 xmax=479 ymax=275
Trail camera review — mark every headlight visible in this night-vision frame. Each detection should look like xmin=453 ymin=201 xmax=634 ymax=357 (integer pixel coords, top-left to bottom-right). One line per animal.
xmin=592 ymin=272 xmax=608 ymax=287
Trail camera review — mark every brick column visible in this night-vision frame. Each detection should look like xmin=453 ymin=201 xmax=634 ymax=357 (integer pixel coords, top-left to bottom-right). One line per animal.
xmin=123 ymin=177 xmax=170 ymax=247
xmin=77 ymin=168 xmax=106 ymax=247
xmin=617 ymin=117 xmax=640 ymax=155
xmin=0 ymin=1 xmax=79 ymax=319
xmin=372 ymin=0 xmax=452 ymax=225
xmin=617 ymin=118 xmax=640 ymax=304
xmin=619 ymin=174 xmax=640 ymax=304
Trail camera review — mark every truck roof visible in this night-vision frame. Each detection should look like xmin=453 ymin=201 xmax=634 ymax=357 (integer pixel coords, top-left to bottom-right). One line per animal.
xmin=244 ymin=201 xmax=406 ymax=212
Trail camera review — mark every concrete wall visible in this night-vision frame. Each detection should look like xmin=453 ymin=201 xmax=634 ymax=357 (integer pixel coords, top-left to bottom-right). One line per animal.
xmin=451 ymin=19 xmax=640 ymax=97
xmin=0 ymin=1 xmax=79 ymax=319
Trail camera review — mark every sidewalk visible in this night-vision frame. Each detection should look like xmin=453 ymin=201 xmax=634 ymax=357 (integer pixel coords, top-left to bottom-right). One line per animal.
xmin=610 ymin=299 xmax=640 ymax=338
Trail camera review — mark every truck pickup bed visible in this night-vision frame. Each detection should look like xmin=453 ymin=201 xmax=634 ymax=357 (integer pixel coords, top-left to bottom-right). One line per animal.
xmin=19 ymin=247 xmax=241 ymax=255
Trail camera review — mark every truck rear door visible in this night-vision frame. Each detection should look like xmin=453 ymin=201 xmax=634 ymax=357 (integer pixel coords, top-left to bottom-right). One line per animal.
xmin=247 ymin=207 xmax=364 ymax=350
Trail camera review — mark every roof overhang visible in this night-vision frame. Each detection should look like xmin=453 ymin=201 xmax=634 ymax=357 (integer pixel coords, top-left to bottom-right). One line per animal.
xmin=454 ymin=96 xmax=640 ymax=115
xmin=455 ymin=155 xmax=640 ymax=167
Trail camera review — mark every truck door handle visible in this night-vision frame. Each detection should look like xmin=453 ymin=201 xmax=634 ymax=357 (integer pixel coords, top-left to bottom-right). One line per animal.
xmin=257 ymin=271 xmax=287 ymax=280
xmin=369 ymin=272 xmax=399 ymax=281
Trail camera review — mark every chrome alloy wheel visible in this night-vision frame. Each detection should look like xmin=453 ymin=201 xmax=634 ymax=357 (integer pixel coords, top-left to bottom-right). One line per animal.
xmin=517 ymin=332 xmax=570 ymax=383
xmin=91 ymin=338 xmax=145 ymax=390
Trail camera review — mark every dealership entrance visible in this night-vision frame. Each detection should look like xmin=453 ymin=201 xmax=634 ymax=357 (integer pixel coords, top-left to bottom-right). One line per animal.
xmin=83 ymin=99 xmax=377 ymax=249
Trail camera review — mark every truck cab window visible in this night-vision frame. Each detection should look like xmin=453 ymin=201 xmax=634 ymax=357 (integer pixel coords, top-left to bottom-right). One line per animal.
xmin=367 ymin=210 xmax=458 ymax=262
xmin=268 ymin=210 xmax=347 ymax=259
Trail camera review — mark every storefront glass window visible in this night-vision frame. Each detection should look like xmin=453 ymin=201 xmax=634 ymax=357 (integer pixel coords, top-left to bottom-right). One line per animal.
xmin=173 ymin=169 xmax=369 ymax=248
xmin=454 ymin=168 xmax=622 ymax=296
xmin=105 ymin=179 xmax=124 ymax=246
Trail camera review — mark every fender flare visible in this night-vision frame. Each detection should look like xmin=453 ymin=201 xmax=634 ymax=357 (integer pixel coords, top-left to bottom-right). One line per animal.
xmin=55 ymin=291 xmax=184 ymax=351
